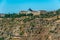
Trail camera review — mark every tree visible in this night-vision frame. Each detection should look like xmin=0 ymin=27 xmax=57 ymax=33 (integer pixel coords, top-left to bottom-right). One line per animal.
xmin=56 ymin=9 xmax=60 ymax=19
xmin=56 ymin=9 xmax=60 ymax=15
xmin=28 ymin=8 xmax=33 ymax=11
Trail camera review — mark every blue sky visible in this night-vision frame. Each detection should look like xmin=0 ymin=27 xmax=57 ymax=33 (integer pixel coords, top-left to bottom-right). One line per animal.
xmin=0 ymin=0 xmax=60 ymax=13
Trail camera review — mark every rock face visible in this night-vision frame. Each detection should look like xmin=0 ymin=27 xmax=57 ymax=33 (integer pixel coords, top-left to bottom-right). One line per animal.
xmin=0 ymin=18 xmax=60 ymax=40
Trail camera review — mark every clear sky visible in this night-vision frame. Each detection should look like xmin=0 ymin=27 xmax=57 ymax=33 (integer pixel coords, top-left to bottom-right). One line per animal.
xmin=0 ymin=0 xmax=60 ymax=13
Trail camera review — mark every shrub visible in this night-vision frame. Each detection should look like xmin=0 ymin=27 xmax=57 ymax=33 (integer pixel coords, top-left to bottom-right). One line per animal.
xmin=19 ymin=31 xmax=24 ymax=35
xmin=27 ymin=13 xmax=33 ymax=16
xmin=0 ymin=37 xmax=4 ymax=40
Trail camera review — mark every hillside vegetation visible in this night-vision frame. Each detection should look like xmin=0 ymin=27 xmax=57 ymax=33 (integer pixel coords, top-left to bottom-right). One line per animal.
xmin=0 ymin=9 xmax=60 ymax=40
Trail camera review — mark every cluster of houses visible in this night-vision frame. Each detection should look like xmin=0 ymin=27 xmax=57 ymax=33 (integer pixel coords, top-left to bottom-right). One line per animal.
xmin=0 ymin=9 xmax=56 ymax=17
xmin=20 ymin=9 xmax=56 ymax=16
xmin=20 ymin=10 xmax=47 ymax=15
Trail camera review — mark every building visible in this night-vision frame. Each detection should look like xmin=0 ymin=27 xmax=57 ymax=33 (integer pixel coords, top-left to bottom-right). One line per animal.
xmin=31 ymin=11 xmax=40 ymax=15
xmin=20 ymin=11 xmax=27 ymax=14
xmin=0 ymin=14 xmax=5 ymax=17
xmin=39 ymin=10 xmax=47 ymax=14
xmin=20 ymin=10 xmax=40 ymax=16
xmin=53 ymin=11 xmax=56 ymax=14
xmin=19 ymin=9 xmax=48 ymax=16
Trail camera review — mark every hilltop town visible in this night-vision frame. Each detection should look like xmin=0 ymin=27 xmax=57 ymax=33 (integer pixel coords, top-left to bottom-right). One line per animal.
xmin=0 ymin=9 xmax=60 ymax=40
xmin=0 ymin=8 xmax=56 ymax=17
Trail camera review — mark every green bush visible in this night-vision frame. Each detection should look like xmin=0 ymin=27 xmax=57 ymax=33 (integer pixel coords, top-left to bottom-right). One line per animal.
xmin=20 ymin=31 xmax=24 ymax=35
xmin=27 ymin=13 xmax=33 ymax=16
xmin=30 ymin=22 xmax=36 ymax=27
xmin=23 ymin=18 xmax=30 ymax=22
xmin=0 ymin=37 xmax=4 ymax=40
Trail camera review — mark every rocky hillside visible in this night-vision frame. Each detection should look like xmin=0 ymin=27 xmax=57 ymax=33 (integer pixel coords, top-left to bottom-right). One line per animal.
xmin=0 ymin=16 xmax=60 ymax=40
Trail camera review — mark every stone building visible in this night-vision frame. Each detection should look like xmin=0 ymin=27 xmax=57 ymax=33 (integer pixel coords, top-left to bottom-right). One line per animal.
xmin=20 ymin=10 xmax=40 ymax=16
xmin=39 ymin=10 xmax=47 ymax=14
xmin=20 ymin=11 xmax=28 ymax=14
xmin=31 ymin=11 xmax=40 ymax=15
xmin=0 ymin=14 xmax=5 ymax=17
xmin=20 ymin=9 xmax=47 ymax=16
xmin=53 ymin=11 xmax=56 ymax=14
